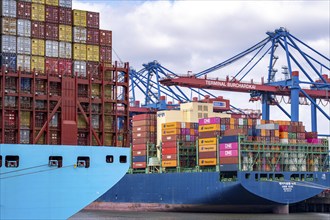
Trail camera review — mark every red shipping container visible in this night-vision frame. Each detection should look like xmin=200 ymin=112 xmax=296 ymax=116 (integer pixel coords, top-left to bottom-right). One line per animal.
xmin=162 ymin=141 xmax=177 ymax=148
xmin=100 ymin=46 xmax=112 ymax=63
xmin=132 ymin=144 xmax=147 ymax=150
xmin=32 ymin=21 xmax=45 ymax=39
xmin=132 ymin=120 xmax=155 ymax=127
xmin=132 ymin=162 xmax=147 ymax=169
xmin=86 ymin=61 xmax=100 ymax=79
xmin=162 ymin=134 xmax=181 ymax=142
xmin=59 ymin=7 xmax=72 ymax=25
xmin=132 ymin=114 xmax=156 ymax=121
xmin=199 ymin=151 xmax=217 ymax=159
xmin=4 ymin=110 xmax=17 ymax=128
xmin=198 ymin=130 xmax=220 ymax=139
xmin=45 ymin=5 xmax=59 ymax=23
xmin=162 ymin=154 xmax=177 ymax=161
xmin=58 ymin=59 xmax=72 ymax=77
xmin=219 ymin=157 xmax=239 ymax=164
xmin=100 ymin=30 xmax=112 ymax=46
xmin=45 ymin=58 xmax=59 ymax=76
xmin=45 ymin=23 xmax=59 ymax=40
xmin=132 ymin=126 xmax=156 ymax=133
xmin=86 ymin=28 xmax=99 ymax=45
xmin=162 ymin=147 xmax=177 ymax=155
xmin=17 ymin=1 xmax=32 ymax=19
xmin=132 ymin=138 xmax=156 ymax=145
xmin=87 ymin=11 xmax=99 ymax=28
xmin=133 ymin=150 xmax=147 ymax=157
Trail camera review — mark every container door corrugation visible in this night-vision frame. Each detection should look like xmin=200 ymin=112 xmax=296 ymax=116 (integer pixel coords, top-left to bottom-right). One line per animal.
xmin=73 ymin=60 xmax=86 ymax=77
xmin=31 ymin=21 xmax=45 ymax=38
xmin=99 ymin=30 xmax=112 ymax=46
xmin=1 ymin=35 xmax=16 ymax=53
xmin=17 ymin=19 xmax=31 ymax=37
xmin=1 ymin=0 xmax=17 ymax=17
xmin=31 ymin=39 xmax=45 ymax=56
xmin=59 ymin=7 xmax=72 ymax=24
xmin=87 ymin=11 xmax=99 ymax=28
xmin=1 ymin=17 xmax=17 ymax=35
xmin=86 ymin=45 xmax=99 ymax=62
xmin=17 ymin=1 xmax=32 ymax=19
xmin=59 ymin=0 xmax=72 ymax=8
xmin=45 ymin=23 xmax=59 ymax=40
xmin=87 ymin=28 xmax=99 ymax=45
xmin=45 ymin=5 xmax=59 ymax=23
xmin=73 ymin=43 xmax=87 ymax=60
xmin=73 ymin=26 xmax=87 ymax=43
xmin=59 ymin=25 xmax=72 ymax=42
xmin=45 ymin=40 xmax=59 ymax=57
xmin=17 ymin=55 xmax=31 ymax=72
xmin=45 ymin=57 xmax=58 ymax=75
xmin=59 ymin=42 xmax=72 ymax=59
xmin=32 ymin=3 xmax=45 ymax=22
xmin=0 ymin=53 xmax=17 ymax=71
xmin=31 ymin=56 xmax=45 ymax=74
xmin=45 ymin=0 xmax=59 ymax=7
xmin=58 ymin=58 xmax=72 ymax=76
xmin=17 ymin=37 xmax=31 ymax=55
xmin=73 ymin=10 xmax=87 ymax=27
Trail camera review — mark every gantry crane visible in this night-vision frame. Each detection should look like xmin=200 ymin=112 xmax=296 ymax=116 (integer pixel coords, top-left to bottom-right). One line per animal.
xmin=160 ymin=28 xmax=330 ymax=136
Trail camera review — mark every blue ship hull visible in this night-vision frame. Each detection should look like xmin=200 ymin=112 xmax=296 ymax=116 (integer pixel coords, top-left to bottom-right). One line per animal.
xmin=96 ymin=171 xmax=329 ymax=213
xmin=0 ymin=144 xmax=130 ymax=220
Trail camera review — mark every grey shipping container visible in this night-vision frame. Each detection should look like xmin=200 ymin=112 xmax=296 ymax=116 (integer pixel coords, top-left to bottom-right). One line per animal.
xmin=17 ymin=19 xmax=31 ymax=37
xmin=20 ymin=130 xmax=30 ymax=144
xmin=59 ymin=0 xmax=72 ymax=8
xmin=255 ymin=124 xmax=280 ymax=130
xmin=17 ymin=37 xmax=31 ymax=55
xmin=17 ymin=54 xmax=31 ymax=72
xmin=50 ymin=113 xmax=59 ymax=127
xmin=46 ymin=40 xmax=59 ymax=57
xmin=73 ymin=60 xmax=86 ymax=78
xmin=1 ymin=0 xmax=17 ymax=17
xmin=91 ymin=115 xmax=100 ymax=129
xmin=1 ymin=17 xmax=17 ymax=35
xmin=0 ymin=53 xmax=17 ymax=71
xmin=73 ymin=26 xmax=87 ymax=43
xmin=59 ymin=41 xmax=72 ymax=59
xmin=1 ymin=35 xmax=16 ymax=53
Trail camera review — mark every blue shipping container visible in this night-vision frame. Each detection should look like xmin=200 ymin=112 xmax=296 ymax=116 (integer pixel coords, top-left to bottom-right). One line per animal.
xmin=219 ymin=135 xmax=239 ymax=143
xmin=219 ymin=164 xmax=239 ymax=171
xmin=0 ymin=53 xmax=17 ymax=71
xmin=132 ymin=156 xmax=146 ymax=162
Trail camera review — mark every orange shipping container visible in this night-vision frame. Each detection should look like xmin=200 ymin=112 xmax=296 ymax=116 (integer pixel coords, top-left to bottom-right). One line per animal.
xmin=162 ymin=160 xmax=177 ymax=167
xmin=198 ymin=144 xmax=217 ymax=152
xmin=162 ymin=122 xmax=181 ymax=129
xmin=198 ymin=124 xmax=220 ymax=132
xmin=199 ymin=158 xmax=217 ymax=166
xmin=199 ymin=137 xmax=217 ymax=146
xmin=280 ymin=132 xmax=288 ymax=139
xmin=162 ymin=128 xmax=180 ymax=136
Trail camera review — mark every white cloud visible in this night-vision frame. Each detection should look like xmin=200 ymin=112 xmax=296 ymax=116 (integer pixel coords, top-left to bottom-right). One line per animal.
xmin=73 ymin=0 xmax=330 ymax=136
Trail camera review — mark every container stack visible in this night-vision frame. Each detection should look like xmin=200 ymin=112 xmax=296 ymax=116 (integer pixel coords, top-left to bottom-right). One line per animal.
xmin=0 ymin=0 xmax=130 ymax=147
xmin=198 ymin=117 xmax=220 ymax=167
xmin=132 ymin=114 xmax=157 ymax=169
xmin=161 ymin=122 xmax=198 ymax=168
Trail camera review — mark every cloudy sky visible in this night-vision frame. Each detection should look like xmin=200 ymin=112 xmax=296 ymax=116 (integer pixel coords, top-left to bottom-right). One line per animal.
xmin=73 ymin=0 xmax=330 ymax=136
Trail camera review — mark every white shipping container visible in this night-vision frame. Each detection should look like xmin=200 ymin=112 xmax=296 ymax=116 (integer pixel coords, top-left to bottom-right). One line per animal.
xmin=1 ymin=17 xmax=17 ymax=35
xmin=1 ymin=35 xmax=16 ymax=53
xmin=74 ymin=60 xmax=86 ymax=78
xmin=20 ymin=130 xmax=30 ymax=144
xmin=17 ymin=19 xmax=31 ymax=37
xmin=17 ymin=37 xmax=31 ymax=55
xmin=73 ymin=27 xmax=87 ymax=43
xmin=59 ymin=41 xmax=72 ymax=59
xmin=91 ymin=115 xmax=99 ymax=129
xmin=17 ymin=55 xmax=31 ymax=72
xmin=59 ymin=0 xmax=72 ymax=8
xmin=50 ymin=113 xmax=59 ymax=127
xmin=1 ymin=0 xmax=17 ymax=17
xmin=46 ymin=40 xmax=59 ymax=58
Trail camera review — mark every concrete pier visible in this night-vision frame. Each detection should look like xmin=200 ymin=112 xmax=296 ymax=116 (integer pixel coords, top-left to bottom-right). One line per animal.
xmin=273 ymin=205 xmax=289 ymax=214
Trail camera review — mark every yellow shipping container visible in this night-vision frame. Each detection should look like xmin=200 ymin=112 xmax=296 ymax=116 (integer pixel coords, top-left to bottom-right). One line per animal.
xmin=198 ymin=124 xmax=220 ymax=132
xmin=31 ymin=39 xmax=45 ymax=56
xmin=247 ymin=119 xmax=253 ymax=126
xmin=162 ymin=128 xmax=180 ymax=136
xmin=20 ymin=112 xmax=31 ymax=128
xmin=73 ymin=43 xmax=86 ymax=60
xmin=199 ymin=137 xmax=217 ymax=146
xmin=275 ymin=130 xmax=280 ymax=137
xmin=104 ymin=133 xmax=113 ymax=146
xmin=86 ymin=45 xmax=99 ymax=62
xmin=230 ymin=124 xmax=235 ymax=129
xmin=32 ymin=0 xmax=45 ymax=3
xmin=31 ymin=3 xmax=45 ymax=21
xmin=91 ymin=84 xmax=100 ymax=97
xmin=279 ymin=132 xmax=288 ymax=139
xmin=78 ymin=114 xmax=87 ymax=129
xmin=230 ymin=118 xmax=236 ymax=125
xmin=162 ymin=122 xmax=181 ymax=129
xmin=45 ymin=0 xmax=58 ymax=6
xmin=199 ymin=158 xmax=217 ymax=166
xmin=73 ymin=10 xmax=87 ymax=27
xmin=162 ymin=160 xmax=177 ymax=167
xmin=31 ymin=56 xmax=45 ymax=74
xmin=104 ymin=116 xmax=114 ymax=130
xmin=59 ymin=25 xmax=72 ymax=42
xmin=261 ymin=129 xmax=266 ymax=137
xmin=199 ymin=144 xmax=217 ymax=152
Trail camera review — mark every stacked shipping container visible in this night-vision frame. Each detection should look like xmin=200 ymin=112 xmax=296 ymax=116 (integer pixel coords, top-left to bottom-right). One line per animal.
xmin=0 ymin=0 xmax=130 ymax=147
xmin=161 ymin=122 xmax=198 ymax=168
xmin=132 ymin=114 xmax=157 ymax=169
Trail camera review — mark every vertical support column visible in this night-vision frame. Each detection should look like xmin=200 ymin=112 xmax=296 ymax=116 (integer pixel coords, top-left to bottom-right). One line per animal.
xmin=291 ymin=71 xmax=300 ymax=122
xmin=262 ymin=93 xmax=270 ymax=120
xmin=311 ymin=98 xmax=317 ymax=132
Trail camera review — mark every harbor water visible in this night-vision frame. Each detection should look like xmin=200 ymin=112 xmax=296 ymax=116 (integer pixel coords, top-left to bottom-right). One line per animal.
xmin=70 ymin=210 xmax=330 ymax=220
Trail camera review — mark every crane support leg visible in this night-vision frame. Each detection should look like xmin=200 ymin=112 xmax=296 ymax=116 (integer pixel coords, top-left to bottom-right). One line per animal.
xmin=311 ymin=98 xmax=317 ymax=132
xmin=262 ymin=94 xmax=270 ymax=120
xmin=291 ymin=72 xmax=300 ymax=122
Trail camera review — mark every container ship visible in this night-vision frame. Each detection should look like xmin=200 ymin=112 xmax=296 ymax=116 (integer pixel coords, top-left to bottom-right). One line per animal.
xmin=0 ymin=0 xmax=130 ymax=219
xmin=93 ymin=101 xmax=330 ymax=214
